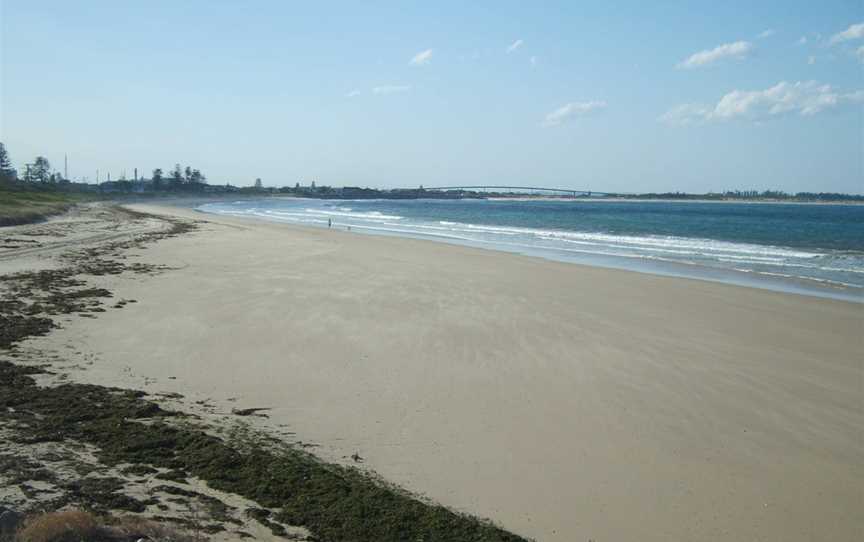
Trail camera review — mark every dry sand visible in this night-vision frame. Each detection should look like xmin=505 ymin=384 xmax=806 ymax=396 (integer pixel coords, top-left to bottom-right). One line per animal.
xmin=15 ymin=203 xmax=863 ymax=541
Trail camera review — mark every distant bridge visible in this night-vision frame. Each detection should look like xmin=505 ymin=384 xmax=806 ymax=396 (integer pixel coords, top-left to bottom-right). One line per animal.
xmin=420 ymin=185 xmax=620 ymax=197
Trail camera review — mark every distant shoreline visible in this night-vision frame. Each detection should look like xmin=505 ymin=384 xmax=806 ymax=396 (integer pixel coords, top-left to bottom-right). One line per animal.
xmin=5 ymin=180 xmax=863 ymax=205
xmin=483 ymin=196 xmax=864 ymax=205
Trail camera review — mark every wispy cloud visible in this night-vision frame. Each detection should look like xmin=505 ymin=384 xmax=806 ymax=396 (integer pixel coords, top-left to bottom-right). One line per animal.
xmin=659 ymin=104 xmax=712 ymax=126
xmin=677 ymin=40 xmax=752 ymax=68
xmin=345 ymin=89 xmax=361 ymax=98
xmin=373 ymin=85 xmax=411 ymax=95
xmin=530 ymin=55 xmax=538 ymax=67
xmin=409 ymin=49 xmax=433 ymax=66
xmin=543 ymin=101 xmax=606 ymax=126
xmin=661 ymin=81 xmax=864 ymax=125
xmin=757 ymin=29 xmax=775 ymax=39
xmin=506 ymin=39 xmax=524 ymax=54
xmin=829 ymin=22 xmax=864 ymax=44
xmin=798 ymin=36 xmax=808 ymax=45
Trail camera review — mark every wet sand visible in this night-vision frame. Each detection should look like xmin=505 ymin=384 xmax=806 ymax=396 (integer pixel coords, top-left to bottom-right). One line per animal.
xmin=16 ymin=203 xmax=864 ymax=542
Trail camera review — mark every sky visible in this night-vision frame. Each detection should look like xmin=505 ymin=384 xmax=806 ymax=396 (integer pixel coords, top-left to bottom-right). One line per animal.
xmin=1 ymin=0 xmax=862 ymax=193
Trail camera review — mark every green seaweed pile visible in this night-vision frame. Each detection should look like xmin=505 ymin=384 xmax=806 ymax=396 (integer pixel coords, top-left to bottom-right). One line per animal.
xmin=0 ymin=360 xmax=527 ymax=542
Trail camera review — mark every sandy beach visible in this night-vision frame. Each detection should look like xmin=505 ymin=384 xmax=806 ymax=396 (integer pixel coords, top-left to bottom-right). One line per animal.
xmin=5 ymin=203 xmax=862 ymax=541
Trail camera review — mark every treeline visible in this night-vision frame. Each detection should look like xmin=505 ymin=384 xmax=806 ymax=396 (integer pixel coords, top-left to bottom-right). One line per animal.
xmin=0 ymin=142 xmax=210 ymax=194
xmin=148 ymin=164 xmax=206 ymax=192
xmin=1 ymin=144 xmax=72 ymax=185
xmin=96 ymin=164 xmax=209 ymax=193
xmin=628 ymin=190 xmax=864 ymax=202
xmin=0 ymin=143 xmax=38 ymax=184
xmin=3 ymin=142 xmax=862 ymax=202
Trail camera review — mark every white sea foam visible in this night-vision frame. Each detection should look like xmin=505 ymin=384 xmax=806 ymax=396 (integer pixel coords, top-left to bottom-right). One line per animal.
xmin=436 ymin=221 xmax=821 ymax=259
xmin=732 ymin=269 xmax=863 ymax=289
xmin=306 ymin=209 xmax=403 ymax=220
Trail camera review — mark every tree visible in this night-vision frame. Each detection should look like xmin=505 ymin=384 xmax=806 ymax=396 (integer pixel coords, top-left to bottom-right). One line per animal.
xmin=0 ymin=143 xmax=10 ymax=170
xmin=32 ymin=156 xmax=51 ymax=183
xmin=0 ymin=142 xmax=16 ymax=183
xmin=171 ymin=164 xmax=183 ymax=190
xmin=254 ymin=178 xmax=263 ymax=189
xmin=152 ymin=168 xmax=164 ymax=190
xmin=184 ymin=166 xmax=192 ymax=184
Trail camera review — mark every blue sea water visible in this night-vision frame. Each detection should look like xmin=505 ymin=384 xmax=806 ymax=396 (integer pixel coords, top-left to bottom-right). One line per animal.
xmin=198 ymin=198 xmax=864 ymax=301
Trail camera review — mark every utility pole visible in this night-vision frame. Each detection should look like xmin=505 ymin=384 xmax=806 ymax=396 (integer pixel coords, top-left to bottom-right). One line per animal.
xmin=96 ymin=169 xmax=100 ymax=183
xmin=134 ymin=167 xmax=138 ymax=181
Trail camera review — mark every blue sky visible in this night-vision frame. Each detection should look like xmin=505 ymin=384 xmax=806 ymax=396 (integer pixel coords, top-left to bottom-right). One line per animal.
xmin=1 ymin=0 xmax=862 ymax=192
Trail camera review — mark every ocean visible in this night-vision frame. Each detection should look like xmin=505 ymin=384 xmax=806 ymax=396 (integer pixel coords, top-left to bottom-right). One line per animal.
xmin=198 ymin=198 xmax=864 ymax=301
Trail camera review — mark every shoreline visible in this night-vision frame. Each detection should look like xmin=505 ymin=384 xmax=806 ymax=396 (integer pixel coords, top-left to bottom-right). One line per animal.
xmin=193 ymin=201 xmax=863 ymax=304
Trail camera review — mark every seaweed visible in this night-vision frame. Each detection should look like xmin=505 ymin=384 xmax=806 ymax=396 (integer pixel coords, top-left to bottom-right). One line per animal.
xmin=0 ymin=206 xmax=531 ymax=541
xmin=0 ymin=361 xmax=528 ymax=541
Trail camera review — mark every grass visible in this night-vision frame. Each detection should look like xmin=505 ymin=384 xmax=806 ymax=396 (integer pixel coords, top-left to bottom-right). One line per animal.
xmin=0 ymin=187 xmax=98 ymax=226
xmin=15 ymin=510 xmax=99 ymax=542
xmin=14 ymin=510 xmax=194 ymax=542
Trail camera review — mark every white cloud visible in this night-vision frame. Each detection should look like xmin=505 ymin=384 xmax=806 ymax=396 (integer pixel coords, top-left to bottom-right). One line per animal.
xmin=530 ymin=55 xmax=538 ymax=67
xmin=661 ymin=81 xmax=864 ymax=125
xmin=798 ymin=36 xmax=808 ymax=45
xmin=677 ymin=40 xmax=753 ymax=68
xmin=829 ymin=22 xmax=864 ymax=44
xmin=543 ymin=101 xmax=606 ymax=126
xmin=373 ymin=85 xmax=411 ymax=95
xmin=659 ymin=104 xmax=712 ymax=126
xmin=506 ymin=39 xmax=524 ymax=54
xmin=345 ymin=89 xmax=361 ymax=98
xmin=757 ymin=29 xmax=775 ymax=39
xmin=409 ymin=49 xmax=433 ymax=66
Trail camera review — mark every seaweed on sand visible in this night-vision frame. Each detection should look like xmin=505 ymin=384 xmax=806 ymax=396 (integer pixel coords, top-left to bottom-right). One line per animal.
xmin=0 ymin=360 xmax=528 ymax=541
xmin=0 ymin=207 xmax=531 ymax=541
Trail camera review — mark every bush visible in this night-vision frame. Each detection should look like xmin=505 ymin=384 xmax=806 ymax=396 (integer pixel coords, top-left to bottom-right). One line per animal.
xmin=16 ymin=510 xmax=98 ymax=542
xmin=15 ymin=510 xmax=193 ymax=542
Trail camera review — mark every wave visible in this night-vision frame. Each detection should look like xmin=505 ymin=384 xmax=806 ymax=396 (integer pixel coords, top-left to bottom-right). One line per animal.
xmin=731 ymin=269 xmax=863 ymax=289
xmin=305 ymin=209 xmax=403 ymax=220
xmin=438 ymin=221 xmax=820 ymax=259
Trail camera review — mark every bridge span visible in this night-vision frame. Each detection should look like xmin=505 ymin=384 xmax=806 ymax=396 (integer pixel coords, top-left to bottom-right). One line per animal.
xmin=420 ymin=185 xmax=619 ymax=197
